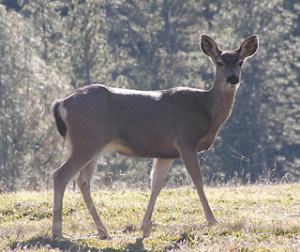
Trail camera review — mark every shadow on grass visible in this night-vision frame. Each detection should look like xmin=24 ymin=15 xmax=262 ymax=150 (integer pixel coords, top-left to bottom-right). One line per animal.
xmin=9 ymin=236 xmax=146 ymax=252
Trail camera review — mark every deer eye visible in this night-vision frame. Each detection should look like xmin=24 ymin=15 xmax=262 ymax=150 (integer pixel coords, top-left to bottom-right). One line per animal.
xmin=238 ymin=61 xmax=244 ymax=67
xmin=217 ymin=61 xmax=224 ymax=67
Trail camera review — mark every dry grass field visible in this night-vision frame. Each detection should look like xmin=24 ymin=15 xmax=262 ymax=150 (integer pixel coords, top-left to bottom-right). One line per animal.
xmin=1 ymin=184 xmax=299 ymax=251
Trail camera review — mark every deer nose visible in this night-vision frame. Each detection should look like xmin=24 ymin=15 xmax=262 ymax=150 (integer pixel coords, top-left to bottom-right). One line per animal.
xmin=226 ymin=75 xmax=239 ymax=85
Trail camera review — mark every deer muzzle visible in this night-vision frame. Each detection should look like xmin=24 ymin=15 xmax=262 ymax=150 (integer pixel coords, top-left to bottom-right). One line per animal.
xmin=226 ymin=75 xmax=240 ymax=85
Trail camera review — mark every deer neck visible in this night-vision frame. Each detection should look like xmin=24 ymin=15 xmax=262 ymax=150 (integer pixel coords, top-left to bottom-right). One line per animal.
xmin=208 ymin=81 xmax=238 ymax=128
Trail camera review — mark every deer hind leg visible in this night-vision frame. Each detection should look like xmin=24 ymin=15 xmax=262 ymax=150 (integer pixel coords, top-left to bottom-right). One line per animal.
xmin=52 ymin=149 xmax=102 ymax=239
xmin=141 ymin=158 xmax=173 ymax=238
xmin=179 ymin=145 xmax=219 ymax=226
xmin=77 ymin=158 xmax=109 ymax=239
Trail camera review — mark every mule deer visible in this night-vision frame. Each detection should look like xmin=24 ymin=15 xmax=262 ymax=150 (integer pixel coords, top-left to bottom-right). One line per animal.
xmin=51 ymin=34 xmax=258 ymax=239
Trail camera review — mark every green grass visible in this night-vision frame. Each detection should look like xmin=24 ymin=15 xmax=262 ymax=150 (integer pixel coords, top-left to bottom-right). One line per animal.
xmin=1 ymin=184 xmax=300 ymax=251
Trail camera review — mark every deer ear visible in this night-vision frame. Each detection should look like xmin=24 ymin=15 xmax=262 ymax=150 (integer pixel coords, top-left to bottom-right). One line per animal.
xmin=237 ymin=35 xmax=259 ymax=59
xmin=200 ymin=34 xmax=221 ymax=58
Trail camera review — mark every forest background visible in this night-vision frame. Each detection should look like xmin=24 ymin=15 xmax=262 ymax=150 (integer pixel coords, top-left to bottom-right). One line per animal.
xmin=0 ymin=0 xmax=299 ymax=191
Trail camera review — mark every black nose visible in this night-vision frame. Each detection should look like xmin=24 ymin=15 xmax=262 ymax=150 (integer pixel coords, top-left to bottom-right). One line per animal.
xmin=226 ymin=75 xmax=239 ymax=85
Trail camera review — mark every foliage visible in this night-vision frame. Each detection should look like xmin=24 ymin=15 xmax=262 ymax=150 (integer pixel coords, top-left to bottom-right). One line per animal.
xmin=0 ymin=5 xmax=70 ymax=190
xmin=0 ymin=0 xmax=300 ymax=190
xmin=0 ymin=184 xmax=300 ymax=251
xmin=204 ymin=0 xmax=300 ymax=182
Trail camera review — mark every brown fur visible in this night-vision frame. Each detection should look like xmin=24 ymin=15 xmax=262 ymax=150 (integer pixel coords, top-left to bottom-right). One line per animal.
xmin=51 ymin=34 xmax=259 ymax=239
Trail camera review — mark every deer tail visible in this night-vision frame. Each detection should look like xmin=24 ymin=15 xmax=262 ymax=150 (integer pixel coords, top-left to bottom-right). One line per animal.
xmin=52 ymin=101 xmax=67 ymax=138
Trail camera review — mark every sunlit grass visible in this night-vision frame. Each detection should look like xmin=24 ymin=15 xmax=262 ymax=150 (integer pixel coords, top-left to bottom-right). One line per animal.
xmin=1 ymin=184 xmax=299 ymax=251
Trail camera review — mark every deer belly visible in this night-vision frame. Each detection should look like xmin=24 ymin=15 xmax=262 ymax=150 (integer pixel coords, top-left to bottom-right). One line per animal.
xmin=105 ymin=138 xmax=180 ymax=159
xmin=105 ymin=139 xmax=135 ymax=156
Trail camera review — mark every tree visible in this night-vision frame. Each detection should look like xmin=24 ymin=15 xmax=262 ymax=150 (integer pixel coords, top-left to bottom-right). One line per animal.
xmin=0 ymin=6 xmax=70 ymax=190
xmin=1 ymin=0 xmax=300 ymax=190
xmin=201 ymin=0 xmax=300 ymax=182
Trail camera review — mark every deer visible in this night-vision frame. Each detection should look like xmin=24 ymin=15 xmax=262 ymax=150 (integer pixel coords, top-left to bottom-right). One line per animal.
xmin=51 ymin=34 xmax=259 ymax=239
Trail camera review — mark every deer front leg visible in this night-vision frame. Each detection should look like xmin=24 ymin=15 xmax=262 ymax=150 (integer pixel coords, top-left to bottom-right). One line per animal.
xmin=141 ymin=158 xmax=173 ymax=237
xmin=179 ymin=144 xmax=219 ymax=226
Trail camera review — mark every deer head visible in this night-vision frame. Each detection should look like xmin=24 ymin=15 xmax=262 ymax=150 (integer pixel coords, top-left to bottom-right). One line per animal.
xmin=200 ymin=34 xmax=259 ymax=90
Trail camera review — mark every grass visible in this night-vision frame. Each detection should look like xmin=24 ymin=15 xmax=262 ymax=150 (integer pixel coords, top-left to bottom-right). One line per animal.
xmin=0 ymin=184 xmax=300 ymax=251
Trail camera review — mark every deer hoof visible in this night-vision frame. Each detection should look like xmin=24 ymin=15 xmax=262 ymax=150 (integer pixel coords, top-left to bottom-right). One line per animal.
xmin=52 ymin=233 xmax=63 ymax=240
xmin=141 ymin=223 xmax=151 ymax=238
xmin=98 ymin=232 xmax=110 ymax=240
xmin=208 ymin=219 xmax=219 ymax=226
